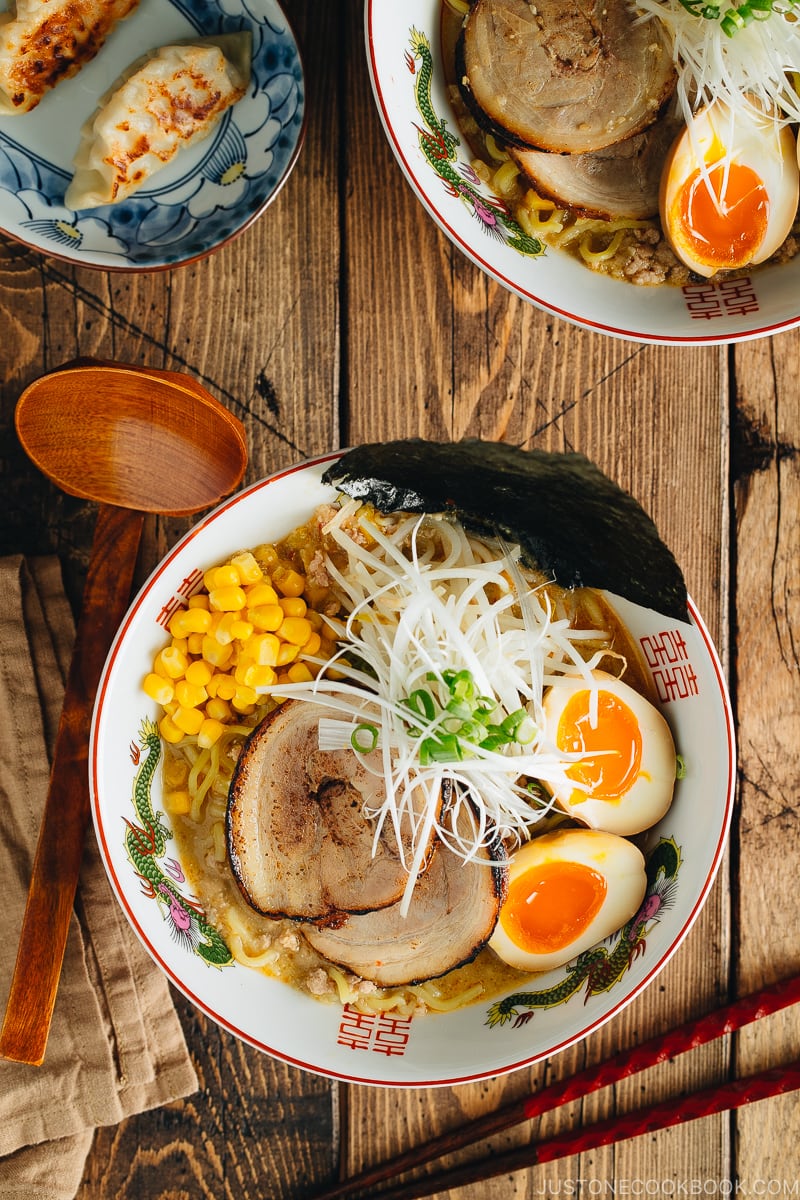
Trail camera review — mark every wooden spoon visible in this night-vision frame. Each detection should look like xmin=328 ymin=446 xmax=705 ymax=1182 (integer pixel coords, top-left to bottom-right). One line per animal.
xmin=1 ymin=361 xmax=247 ymax=1066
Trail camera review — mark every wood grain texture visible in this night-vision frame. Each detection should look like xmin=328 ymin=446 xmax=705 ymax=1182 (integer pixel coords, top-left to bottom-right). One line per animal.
xmin=731 ymin=330 xmax=800 ymax=1186
xmin=0 ymin=0 xmax=797 ymax=1195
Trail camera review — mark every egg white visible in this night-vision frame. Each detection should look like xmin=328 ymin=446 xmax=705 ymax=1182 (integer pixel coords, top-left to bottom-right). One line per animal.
xmin=542 ymin=669 xmax=676 ymax=836
xmin=660 ymin=99 xmax=799 ymax=278
xmin=489 ymin=828 xmax=647 ymax=973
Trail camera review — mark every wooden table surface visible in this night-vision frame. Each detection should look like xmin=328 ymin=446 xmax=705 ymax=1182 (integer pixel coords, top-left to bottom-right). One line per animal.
xmin=1 ymin=2 xmax=799 ymax=1196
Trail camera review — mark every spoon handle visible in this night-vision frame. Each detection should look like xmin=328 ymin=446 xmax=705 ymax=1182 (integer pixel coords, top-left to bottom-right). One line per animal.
xmin=0 ymin=505 xmax=145 ymax=1066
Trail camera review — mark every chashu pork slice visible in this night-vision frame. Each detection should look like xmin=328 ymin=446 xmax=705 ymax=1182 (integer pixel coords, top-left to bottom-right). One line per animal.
xmin=511 ymin=111 xmax=683 ymax=220
xmin=301 ymin=806 xmax=508 ymax=987
xmin=227 ymin=700 xmax=441 ymax=923
xmin=457 ymin=0 xmax=676 ymax=155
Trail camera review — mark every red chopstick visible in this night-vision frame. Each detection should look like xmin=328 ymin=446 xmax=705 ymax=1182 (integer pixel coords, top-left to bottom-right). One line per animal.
xmin=366 ymin=1061 xmax=800 ymax=1200
xmin=314 ymin=972 xmax=800 ymax=1200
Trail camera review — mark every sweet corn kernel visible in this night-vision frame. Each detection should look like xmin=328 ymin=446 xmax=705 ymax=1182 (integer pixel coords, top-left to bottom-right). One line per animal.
xmin=232 ymin=684 xmax=258 ymax=708
xmin=234 ymin=656 xmax=254 ymax=684
xmin=172 ymin=706 xmax=205 ymax=736
xmin=165 ymin=789 xmax=193 ymax=814
xmin=214 ymin=675 xmax=237 ymax=700
xmin=278 ymin=616 xmax=313 ymax=646
xmin=204 ymin=564 xmax=241 ymax=591
xmin=211 ymin=612 xmax=240 ymax=645
xmin=306 ymin=610 xmax=324 ymax=630
xmin=201 ymin=635 xmax=234 ymax=668
xmin=159 ymin=714 xmax=184 ymax=744
xmin=187 ymin=632 xmax=204 ymax=655
xmin=287 ymin=663 xmax=314 ymax=684
xmin=301 ymin=631 xmax=322 ymax=657
xmin=209 ymin=585 xmax=247 ymax=612
xmin=245 ymin=582 xmax=279 ymax=607
xmin=279 ymin=596 xmax=307 ymax=618
xmin=185 ymin=660 xmax=213 ymax=687
xmin=247 ymin=604 xmax=284 ymax=632
xmin=272 ymin=566 xmax=305 ymax=597
xmin=188 ymin=593 xmax=210 ymax=610
xmin=156 ymin=645 xmax=189 ymax=679
xmin=169 ymin=607 xmax=212 ymax=638
xmin=275 ymin=641 xmax=299 ymax=665
xmin=231 ymin=551 xmax=263 ymax=584
xmin=198 ymin=718 xmax=225 ymax=748
xmin=206 ymin=696 xmax=232 ymax=722
xmin=244 ymin=632 xmax=280 ymax=666
xmin=171 ymin=637 xmax=189 ymax=655
xmin=175 ymin=679 xmax=208 ymax=709
xmin=236 ymin=662 xmax=277 ymax=689
xmin=143 ymin=673 xmax=174 ymax=705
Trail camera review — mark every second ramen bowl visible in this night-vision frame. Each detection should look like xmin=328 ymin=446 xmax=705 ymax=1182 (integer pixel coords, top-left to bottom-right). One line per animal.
xmin=365 ymin=0 xmax=800 ymax=345
xmin=90 ymin=452 xmax=735 ymax=1086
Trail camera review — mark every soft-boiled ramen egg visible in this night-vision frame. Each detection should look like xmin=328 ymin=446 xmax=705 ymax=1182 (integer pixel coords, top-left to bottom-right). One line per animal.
xmin=660 ymin=99 xmax=799 ymax=278
xmin=542 ymin=670 xmax=676 ymax=836
xmin=489 ymin=829 xmax=647 ymax=973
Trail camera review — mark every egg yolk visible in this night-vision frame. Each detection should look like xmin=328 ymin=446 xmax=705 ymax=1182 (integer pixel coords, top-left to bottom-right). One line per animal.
xmin=676 ymin=160 xmax=769 ymax=269
xmin=557 ymin=689 xmax=642 ymax=802
xmin=500 ymin=860 xmax=608 ymax=953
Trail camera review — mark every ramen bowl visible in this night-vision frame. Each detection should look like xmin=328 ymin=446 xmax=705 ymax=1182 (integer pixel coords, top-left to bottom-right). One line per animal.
xmin=90 ymin=452 xmax=735 ymax=1086
xmin=365 ymin=0 xmax=800 ymax=345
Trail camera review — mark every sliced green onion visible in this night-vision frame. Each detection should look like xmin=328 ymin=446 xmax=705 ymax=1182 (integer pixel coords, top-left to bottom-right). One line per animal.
xmin=397 ymin=668 xmax=537 ymax=765
xmin=351 ymin=723 xmax=379 ymax=753
xmin=678 ymin=0 xmax=797 ymax=34
xmin=676 ymin=754 xmax=687 ymax=780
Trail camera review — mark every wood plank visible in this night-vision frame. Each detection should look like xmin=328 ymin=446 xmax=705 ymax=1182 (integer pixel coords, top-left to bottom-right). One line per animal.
xmin=731 ymin=329 xmax=800 ymax=1186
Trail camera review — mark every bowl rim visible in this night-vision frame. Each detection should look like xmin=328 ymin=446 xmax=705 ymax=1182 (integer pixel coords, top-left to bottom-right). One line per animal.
xmin=90 ymin=451 xmax=737 ymax=1085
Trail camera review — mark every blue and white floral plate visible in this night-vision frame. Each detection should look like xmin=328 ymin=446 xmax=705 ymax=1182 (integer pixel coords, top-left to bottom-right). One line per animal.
xmin=0 ymin=0 xmax=305 ymax=270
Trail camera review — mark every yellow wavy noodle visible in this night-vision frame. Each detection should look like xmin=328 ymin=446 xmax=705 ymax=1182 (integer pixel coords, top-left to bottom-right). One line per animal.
xmin=490 ymin=158 xmax=521 ymax=198
xmin=580 ymin=229 xmax=627 ymax=264
xmin=355 ymin=991 xmax=417 ymax=1018
xmin=212 ymin=820 xmax=227 ymax=863
xmin=229 ymin=933 xmax=279 ymax=969
xmin=483 ymin=133 xmax=507 ymax=163
xmin=514 ymin=190 xmax=567 ymax=238
xmin=411 ymin=981 xmax=485 ymax=1011
xmin=327 ymin=966 xmax=360 ymax=1005
xmin=188 ymin=744 xmax=217 ymax=818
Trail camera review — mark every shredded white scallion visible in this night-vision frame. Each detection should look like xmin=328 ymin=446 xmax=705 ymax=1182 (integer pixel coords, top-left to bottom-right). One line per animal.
xmin=634 ymin=0 xmax=800 ymax=126
xmin=258 ymin=506 xmax=614 ymax=914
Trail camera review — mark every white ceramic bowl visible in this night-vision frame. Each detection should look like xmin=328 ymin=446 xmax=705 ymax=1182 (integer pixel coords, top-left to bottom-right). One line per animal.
xmin=90 ymin=453 xmax=735 ymax=1086
xmin=0 ymin=0 xmax=304 ymax=270
xmin=365 ymin=0 xmax=800 ymax=345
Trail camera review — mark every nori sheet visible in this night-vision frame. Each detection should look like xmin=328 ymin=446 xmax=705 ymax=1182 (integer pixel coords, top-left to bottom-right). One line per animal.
xmin=322 ymin=440 xmax=689 ymax=624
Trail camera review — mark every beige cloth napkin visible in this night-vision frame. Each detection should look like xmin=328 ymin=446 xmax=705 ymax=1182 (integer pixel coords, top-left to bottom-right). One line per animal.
xmin=0 ymin=556 xmax=198 ymax=1199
